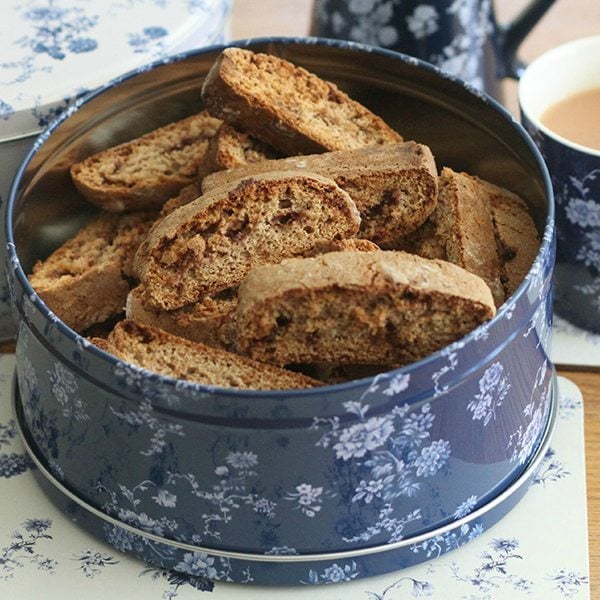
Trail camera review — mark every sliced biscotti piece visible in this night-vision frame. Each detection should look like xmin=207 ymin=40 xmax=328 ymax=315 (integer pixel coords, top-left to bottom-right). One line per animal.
xmin=201 ymin=47 xmax=403 ymax=155
xmin=126 ymin=285 xmax=238 ymax=351
xmin=408 ymin=167 xmax=506 ymax=306
xmin=130 ymin=237 xmax=379 ymax=345
xmin=487 ymin=184 xmax=540 ymax=297
xmin=197 ymin=123 xmax=280 ymax=179
xmin=101 ymin=319 xmax=321 ymax=390
xmin=70 ymin=111 xmax=222 ymax=212
xmin=202 ymin=142 xmax=437 ymax=245
xmin=134 ymin=170 xmax=361 ymax=310
xmin=29 ymin=211 xmax=158 ymax=332
xmin=236 ymin=250 xmax=496 ymax=366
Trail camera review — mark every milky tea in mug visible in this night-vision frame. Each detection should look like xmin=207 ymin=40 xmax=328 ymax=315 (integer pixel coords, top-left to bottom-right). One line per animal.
xmin=519 ymin=37 xmax=600 ymax=332
xmin=540 ymin=87 xmax=600 ymax=151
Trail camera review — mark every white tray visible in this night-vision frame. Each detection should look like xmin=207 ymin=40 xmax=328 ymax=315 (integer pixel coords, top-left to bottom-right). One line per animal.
xmin=552 ymin=316 xmax=600 ymax=369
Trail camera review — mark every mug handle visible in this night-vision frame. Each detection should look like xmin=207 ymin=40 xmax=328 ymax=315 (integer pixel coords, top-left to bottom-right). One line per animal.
xmin=500 ymin=0 xmax=556 ymax=79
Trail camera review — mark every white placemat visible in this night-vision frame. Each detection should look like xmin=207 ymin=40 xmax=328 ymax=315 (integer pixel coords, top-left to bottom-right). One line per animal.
xmin=552 ymin=316 xmax=600 ymax=368
xmin=0 ymin=354 xmax=590 ymax=599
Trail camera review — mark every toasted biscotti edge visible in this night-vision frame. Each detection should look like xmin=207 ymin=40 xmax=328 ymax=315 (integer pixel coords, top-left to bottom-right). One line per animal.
xmin=134 ymin=170 xmax=361 ymax=310
xmin=70 ymin=111 xmax=221 ymax=212
xmin=201 ymin=47 xmax=403 ymax=155
xmin=403 ymin=168 xmax=505 ymax=306
xmin=486 ymin=183 xmax=541 ymax=297
xmin=201 ymin=141 xmax=439 ymax=245
xmin=197 ymin=123 xmax=280 ymax=179
xmin=29 ymin=211 xmax=157 ymax=332
xmin=126 ymin=285 xmax=238 ymax=351
xmin=99 ymin=319 xmax=321 ymax=390
xmin=235 ymin=250 xmax=496 ymax=366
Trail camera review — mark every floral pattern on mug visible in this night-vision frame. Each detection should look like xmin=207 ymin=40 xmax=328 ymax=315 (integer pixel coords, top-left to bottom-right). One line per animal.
xmin=563 ymin=169 xmax=600 ymax=309
xmin=524 ymin=114 xmax=600 ymax=330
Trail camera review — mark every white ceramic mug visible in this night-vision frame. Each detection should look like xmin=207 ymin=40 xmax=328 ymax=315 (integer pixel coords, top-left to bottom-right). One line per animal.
xmin=519 ymin=36 xmax=600 ymax=332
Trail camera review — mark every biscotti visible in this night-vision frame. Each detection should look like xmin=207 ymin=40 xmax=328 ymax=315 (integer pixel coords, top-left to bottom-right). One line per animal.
xmin=126 ymin=285 xmax=238 ymax=351
xmin=201 ymin=47 xmax=403 ymax=155
xmin=197 ymin=123 xmax=279 ymax=179
xmin=29 ymin=211 xmax=158 ymax=331
xmin=236 ymin=250 xmax=496 ymax=366
xmin=407 ymin=167 xmax=506 ymax=306
xmin=99 ymin=319 xmax=321 ymax=390
xmin=134 ymin=170 xmax=361 ymax=310
xmin=70 ymin=111 xmax=222 ymax=212
xmin=488 ymin=184 xmax=540 ymax=297
xmin=202 ymin=142 xmax=438 ymax=245
xmin=37 ymin=46 xmax=545 ymax=390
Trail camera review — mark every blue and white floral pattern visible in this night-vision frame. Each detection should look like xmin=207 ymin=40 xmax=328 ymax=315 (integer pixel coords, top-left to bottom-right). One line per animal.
xmin=523 ymin=117 xmax=600 ymax=333
xmin=73 ymin=549 xmax=119 ymax=578
xmin=563 ymin=169 xmax=600 ymax=315
xmin=302 ymin=561 xmax=361 ymax=584
xmin=109 ymin=394 xmax=184 ymax=457
xmin=141 ymin=563 xmax=216 ymax=594
xmin=467 ymin=362 xmax=510 ymax=425
xmin=310 ymin=0 xmax=546 ymax=97
xmin=0 ymin=341 xmax=589 ymax=596
xmin=410 ymin=519 xmax=484 ymax=560
xmin=128 ymin=26 xmax=169 ymax=58
xmin=533 ymin=447 xmax=570 ymax=487
xmin=0 ymin=419 xmax=34 ymax=478
xmin=508 ymin=359 xmax=554 ymax=466
xmin=48 ymin=362 xmax=88 ymax=422
xmin=314 ymin=395 xmax=453 ymax=545
xmin=562 ymin=172 xmax=600 ymax=266
xmin=16 ymin=4 xmax=99 ymax=61
xmin=547 ymin=569 xmax=590 ymax=598
xmin=0 ymin=518 xmax=57 ymax=580
xmin=0 ymin=0 xmax=232 ymax=136
xmin=285 ymin=483 xmax=325 ymax=517
xmin=439 ymin=537 xmax=535 ymax=595
xmin=9 ymin=286 xmax=557 ymax=583
xmin=97 ymin=446 xmax=278 ymax=543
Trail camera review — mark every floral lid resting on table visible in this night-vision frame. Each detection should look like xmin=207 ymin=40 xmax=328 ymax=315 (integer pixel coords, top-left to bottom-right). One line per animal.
xmin=0 ymin=0 xmax=232 ymax=140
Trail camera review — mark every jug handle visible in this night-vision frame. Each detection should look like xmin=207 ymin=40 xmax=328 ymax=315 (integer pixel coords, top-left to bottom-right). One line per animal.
xmin=501 ymin=0 xmax=556 ymax=79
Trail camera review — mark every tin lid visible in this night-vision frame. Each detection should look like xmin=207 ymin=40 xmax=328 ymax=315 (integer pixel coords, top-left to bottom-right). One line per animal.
xmin=0 ymin=0 xmax=232 ymax=141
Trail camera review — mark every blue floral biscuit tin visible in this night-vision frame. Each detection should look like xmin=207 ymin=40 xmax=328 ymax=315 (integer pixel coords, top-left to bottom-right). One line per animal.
xmin=6 ymin=38 xmax=556 ymax=585
xmin=0 ymin=0 xmax=233 ymax=341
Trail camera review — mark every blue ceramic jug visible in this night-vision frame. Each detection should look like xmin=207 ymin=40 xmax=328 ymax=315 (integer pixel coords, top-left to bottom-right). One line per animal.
xmin=310 ymin=0 xmax=556 ymax=98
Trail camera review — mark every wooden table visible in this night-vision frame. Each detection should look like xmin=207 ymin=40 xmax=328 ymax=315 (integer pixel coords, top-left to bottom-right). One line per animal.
xmin=230 ymin=0 xmax=599 ymax=595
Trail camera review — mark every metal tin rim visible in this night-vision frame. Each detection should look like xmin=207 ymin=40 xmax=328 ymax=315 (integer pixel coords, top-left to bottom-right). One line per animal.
xmin=13 ymin=371 xmax=558 ymax=565
xmin=5 ymin=36 xmax=556 ymax=401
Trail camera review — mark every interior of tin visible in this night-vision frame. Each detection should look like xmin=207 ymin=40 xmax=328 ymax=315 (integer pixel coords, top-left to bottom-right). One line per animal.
xmin=9 ymin=39 xmax=550 ymax=275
